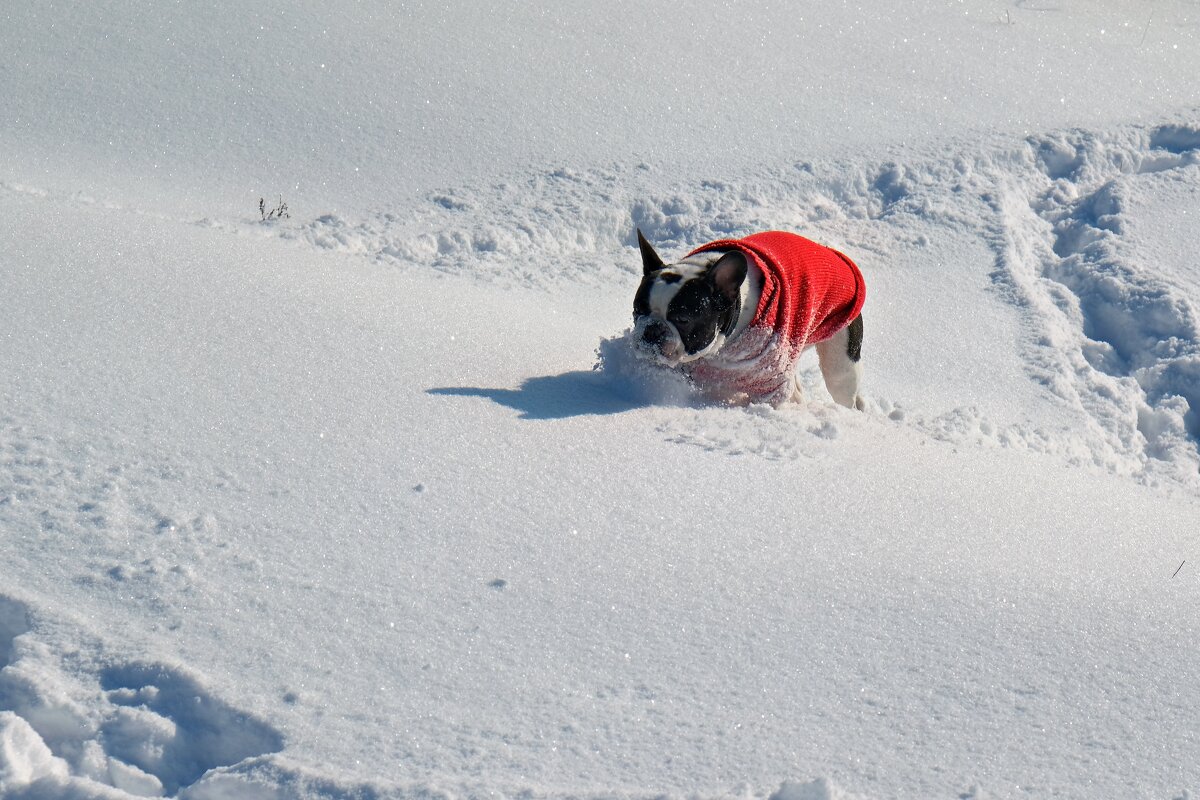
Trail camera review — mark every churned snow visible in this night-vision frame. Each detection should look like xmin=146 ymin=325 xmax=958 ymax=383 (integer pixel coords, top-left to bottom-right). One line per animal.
xmin=2 ymin=2 xmax=1200 ymax=799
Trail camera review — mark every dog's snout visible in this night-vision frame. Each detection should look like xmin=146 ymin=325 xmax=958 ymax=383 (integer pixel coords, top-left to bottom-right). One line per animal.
xmin=637 ymin=319 xmax=681 ymax=362
xmin=641 ymin=320 xmax=670 ymax=348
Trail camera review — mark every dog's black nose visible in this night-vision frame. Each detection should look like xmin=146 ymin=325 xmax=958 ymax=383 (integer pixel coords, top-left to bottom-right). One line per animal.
xmin=641 ymin=320 xmax=669 ymax=349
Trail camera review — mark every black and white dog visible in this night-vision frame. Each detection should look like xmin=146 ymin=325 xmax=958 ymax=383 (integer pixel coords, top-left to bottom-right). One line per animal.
xmin=632 ymin=229 xmax=866 ymax=409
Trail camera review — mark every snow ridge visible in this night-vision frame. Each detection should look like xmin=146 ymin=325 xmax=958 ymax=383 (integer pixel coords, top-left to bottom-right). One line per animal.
xmin=280 ymin=158 xmax=940 ymax=290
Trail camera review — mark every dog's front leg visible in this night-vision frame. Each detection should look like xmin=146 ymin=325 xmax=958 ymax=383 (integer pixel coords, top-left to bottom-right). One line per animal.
xmin=786 ymin=376 xmax=805 ymax=406
xmin=743 ymin=371 xmax=802 ymax=408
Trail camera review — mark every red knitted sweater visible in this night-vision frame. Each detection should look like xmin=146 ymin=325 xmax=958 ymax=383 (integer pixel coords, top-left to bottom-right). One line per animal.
xmin=684 ymin=231 xmax=865 ymax=404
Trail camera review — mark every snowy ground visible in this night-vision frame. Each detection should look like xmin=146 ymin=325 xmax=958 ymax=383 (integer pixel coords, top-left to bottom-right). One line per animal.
xmin=3 ymin=2 xmax=1200 ymax=799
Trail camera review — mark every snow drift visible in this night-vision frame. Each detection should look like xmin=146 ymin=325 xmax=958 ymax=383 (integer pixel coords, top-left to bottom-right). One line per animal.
xmin=3 ymin=2 xmax=1200 ymax=799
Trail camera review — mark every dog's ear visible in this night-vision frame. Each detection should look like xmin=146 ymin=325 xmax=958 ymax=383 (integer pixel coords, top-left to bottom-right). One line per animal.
xmin=637 ymin=229 xmax=665 ymax=275
xmin=710 ymin=251 xmax=747 ymax=300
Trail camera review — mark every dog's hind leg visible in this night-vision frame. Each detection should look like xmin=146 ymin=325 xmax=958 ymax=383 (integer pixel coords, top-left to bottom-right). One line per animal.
xmin=815 ymin=315 xmax=864 ymax=410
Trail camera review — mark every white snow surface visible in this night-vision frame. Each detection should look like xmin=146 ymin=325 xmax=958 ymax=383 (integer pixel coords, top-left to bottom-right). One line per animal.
xmin=2 ymin=2 xmax=1200 ymax=799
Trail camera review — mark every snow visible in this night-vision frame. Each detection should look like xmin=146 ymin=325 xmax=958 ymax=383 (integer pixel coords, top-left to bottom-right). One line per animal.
xmin=3 ymin=2 xmax=1200 ymax=799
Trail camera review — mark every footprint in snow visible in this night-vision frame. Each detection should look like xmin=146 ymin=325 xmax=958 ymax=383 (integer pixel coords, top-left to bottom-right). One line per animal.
xmin=0 ymin=594 xmax=284 ymax=797
xmin=98 ymin=662 xmax=285 ymax=796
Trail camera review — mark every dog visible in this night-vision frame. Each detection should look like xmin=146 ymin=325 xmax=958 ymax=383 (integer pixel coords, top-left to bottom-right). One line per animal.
xmin=632 ymin=229 xmax=866 ymax=409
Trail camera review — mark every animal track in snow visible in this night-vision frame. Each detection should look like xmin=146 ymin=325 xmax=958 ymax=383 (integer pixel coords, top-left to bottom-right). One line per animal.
xmin=1150 ymin=125 xmax=1200 ymax=155
xmin=100 ymin=663 xmax=285 ymax=795
xmin=1019 ymin=124 xmax=1200 ymax=480
xmin=0 ymin=594 xmax=284 ymax=797
xmin=945 ymin=121 xmax=1200 ymax=486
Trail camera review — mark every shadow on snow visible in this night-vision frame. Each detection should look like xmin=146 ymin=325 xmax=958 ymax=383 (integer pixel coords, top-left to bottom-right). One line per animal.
xmin=429 ymin=370 xmax=647 ymax=420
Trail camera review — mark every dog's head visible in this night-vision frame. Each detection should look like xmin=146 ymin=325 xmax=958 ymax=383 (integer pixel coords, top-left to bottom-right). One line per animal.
xmin=632 ymin=230 xmax=747 ymax=366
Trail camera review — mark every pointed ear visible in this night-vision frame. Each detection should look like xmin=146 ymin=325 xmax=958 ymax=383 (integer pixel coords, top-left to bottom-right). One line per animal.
xmin=637 ymin=229 xmax=665 ymax=275
xmin=710 ymin=251 xmax=747 ymax=300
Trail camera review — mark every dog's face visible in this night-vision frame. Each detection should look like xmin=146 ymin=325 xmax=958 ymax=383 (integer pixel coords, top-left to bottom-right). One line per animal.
xmin=632 ymin=230 xmax=747 ymax=366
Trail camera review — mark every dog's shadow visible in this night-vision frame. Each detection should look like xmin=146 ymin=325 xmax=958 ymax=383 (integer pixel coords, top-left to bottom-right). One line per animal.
xmin=429 ymin=370 xmax=646 ymax=420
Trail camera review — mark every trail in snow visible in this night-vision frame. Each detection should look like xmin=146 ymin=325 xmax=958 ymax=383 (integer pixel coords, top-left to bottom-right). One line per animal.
xmin=258 ymin=117 xmax=1200 ymax=488
xmin=990 ymin=123 xmax=1200 ymax=485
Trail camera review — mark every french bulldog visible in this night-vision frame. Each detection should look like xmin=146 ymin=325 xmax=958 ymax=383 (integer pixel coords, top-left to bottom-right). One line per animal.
xmin=632 ymin=229 xmax=865 ymax=409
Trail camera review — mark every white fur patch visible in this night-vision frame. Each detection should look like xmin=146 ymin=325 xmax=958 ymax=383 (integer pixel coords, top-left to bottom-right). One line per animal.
xmin=646 ymin=263 xmax=707 ymax=317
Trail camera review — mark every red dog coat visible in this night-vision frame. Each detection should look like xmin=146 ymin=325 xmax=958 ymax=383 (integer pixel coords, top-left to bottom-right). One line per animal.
xmin=684 ymin=231 xmax=866 ymax=405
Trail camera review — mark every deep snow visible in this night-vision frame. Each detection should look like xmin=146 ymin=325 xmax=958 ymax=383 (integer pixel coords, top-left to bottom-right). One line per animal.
xmin=3 ymin=2 xmax=1200 ymax=799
